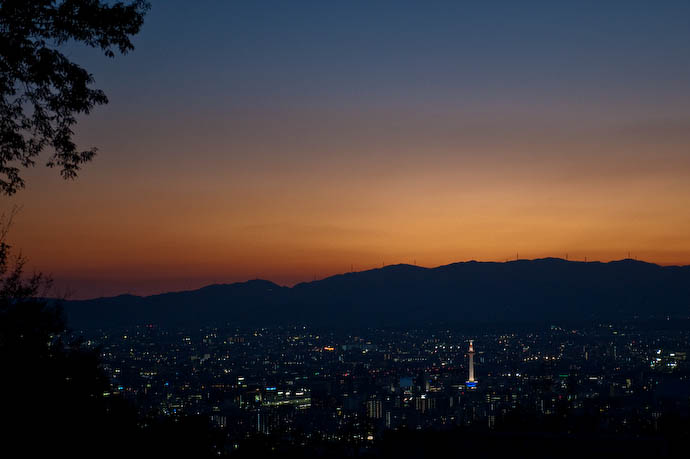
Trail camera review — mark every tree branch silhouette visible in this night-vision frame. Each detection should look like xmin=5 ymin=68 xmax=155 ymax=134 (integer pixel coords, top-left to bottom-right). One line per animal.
xmin=0 ymin=0 xmax=150 ymax=195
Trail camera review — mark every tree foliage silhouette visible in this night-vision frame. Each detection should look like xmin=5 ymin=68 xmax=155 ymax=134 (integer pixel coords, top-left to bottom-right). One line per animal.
xmin=0 ymin=0 xmax=150 ymax=195
xmin=0 ymin=208 xmax=130 ymax=455
xmin=0 ymin=209 xmax=222 ymax=455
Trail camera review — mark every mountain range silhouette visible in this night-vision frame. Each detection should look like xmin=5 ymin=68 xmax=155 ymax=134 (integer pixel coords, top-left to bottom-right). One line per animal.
xmin=63 ymin=258 xmax=690 ymax=329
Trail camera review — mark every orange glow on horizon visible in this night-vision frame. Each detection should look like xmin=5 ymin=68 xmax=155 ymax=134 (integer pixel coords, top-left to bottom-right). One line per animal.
xmin=6 ymin=100 xmax=690 ymax=299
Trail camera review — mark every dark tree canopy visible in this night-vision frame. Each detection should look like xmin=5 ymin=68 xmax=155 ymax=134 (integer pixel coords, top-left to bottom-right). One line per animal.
xmin=0 ymin=0 xmax=149 ymax=195
xmin=0 ymin=207 xmax=222 ymax=454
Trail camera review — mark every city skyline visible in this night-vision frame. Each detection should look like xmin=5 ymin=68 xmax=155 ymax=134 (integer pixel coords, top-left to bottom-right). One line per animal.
xmin=73 ymin=320 xmax=690 ymax=457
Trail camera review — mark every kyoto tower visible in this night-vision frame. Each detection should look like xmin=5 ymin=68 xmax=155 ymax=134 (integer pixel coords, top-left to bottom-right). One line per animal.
xmin=466 ymin=340 xmax=477 ymax=389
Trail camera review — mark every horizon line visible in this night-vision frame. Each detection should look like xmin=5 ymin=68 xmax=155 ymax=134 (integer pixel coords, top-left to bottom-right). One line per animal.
xmin=70 ymin=256 xmax=688 ymax=302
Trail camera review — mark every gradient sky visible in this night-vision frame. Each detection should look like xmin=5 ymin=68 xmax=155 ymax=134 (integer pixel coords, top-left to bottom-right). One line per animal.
xmin=5 ymin=0 xmax=690 ymax=298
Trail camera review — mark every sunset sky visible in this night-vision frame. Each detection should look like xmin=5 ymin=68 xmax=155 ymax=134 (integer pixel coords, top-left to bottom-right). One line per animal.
xmin=6 ymin=1 xmax=690 ymax=298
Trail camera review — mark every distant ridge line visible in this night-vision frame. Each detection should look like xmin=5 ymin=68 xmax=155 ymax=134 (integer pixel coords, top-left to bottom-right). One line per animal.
xmin=75 ymin=257 xmax=680 ymax=302
xmin=62 ymin=258 xmax=690 ymax=330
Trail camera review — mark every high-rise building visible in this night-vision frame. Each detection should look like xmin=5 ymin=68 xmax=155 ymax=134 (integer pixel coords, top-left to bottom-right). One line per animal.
xmin=367 ymin=398 xmax=382 ymax=419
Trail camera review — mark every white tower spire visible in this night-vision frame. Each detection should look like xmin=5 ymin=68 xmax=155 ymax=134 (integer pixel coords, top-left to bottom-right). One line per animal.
xmin=468 ymin=340 xmax=475 ymax=382
xmin=466 ymin=340 xmax=477 ymax=388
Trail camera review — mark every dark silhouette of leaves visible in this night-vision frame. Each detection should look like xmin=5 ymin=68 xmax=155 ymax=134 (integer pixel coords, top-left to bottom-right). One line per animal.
xmin=0 ymin=0 xmax=150 ymax=195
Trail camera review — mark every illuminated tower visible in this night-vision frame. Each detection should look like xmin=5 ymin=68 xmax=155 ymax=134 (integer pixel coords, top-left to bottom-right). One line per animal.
xmin=466 ymin=340 xmax=477 ymax=389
